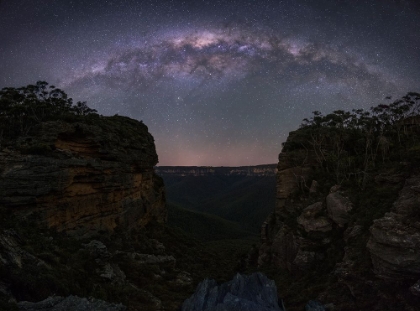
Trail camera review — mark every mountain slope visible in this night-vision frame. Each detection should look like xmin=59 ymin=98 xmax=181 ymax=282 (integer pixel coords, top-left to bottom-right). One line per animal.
xmin=161 ymin=174 xmax=276 ymax=233
xmin=167 ymin=203 xmax=256 ymax=241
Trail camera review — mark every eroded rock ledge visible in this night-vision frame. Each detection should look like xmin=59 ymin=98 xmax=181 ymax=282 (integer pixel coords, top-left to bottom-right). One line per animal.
xmin=367 ymin=175 xmax=420 ymax=280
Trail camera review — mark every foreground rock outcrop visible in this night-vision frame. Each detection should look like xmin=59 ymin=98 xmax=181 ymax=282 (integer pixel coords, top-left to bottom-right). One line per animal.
xmin=0 ymin=223 xmax=197 ymax=311
xmin=181 ymin=273 xmax=284 ymax=311
xmin=0 ymin=116 xmax=166 ymax=236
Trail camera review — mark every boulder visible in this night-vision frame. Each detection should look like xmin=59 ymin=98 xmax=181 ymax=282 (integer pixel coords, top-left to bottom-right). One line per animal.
xmin=292 ymin=250 xmax=317 ymax=271
xmin=343 ymin=225 xmax=363 ymax=243
xmin=301 ymin=217 xmax=332 ymax=233
xmin=297 ymin=202 xmax=332 ymax=233
xmin=305 ymin=300 xmax=326 ymax=311
xmin=309 ymin=180 xmax=319 ymax=193
xmin=326 ymin=192 xmax=353 ymax=227
xmin=329 ymin=185 xmax=341 ymax=193
xmin=367 ymin=212 xmax=420 ymax=279
xmin=174 ymin=271 xmax=193 ymax=287
xmin=410 ymin=280 xmax=420 ymax=297
xmin=82 ymin=240 xmax=126 ymax=284
xmin=181 ymin=273 xmax=283 ymax=311
xmin=82 ymin=240 xmax=110 ymax=259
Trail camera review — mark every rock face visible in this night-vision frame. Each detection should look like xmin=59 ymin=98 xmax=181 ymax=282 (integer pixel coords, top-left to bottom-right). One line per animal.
xmin=326 ymin=192 xmax=353 ymax=227
xmin=0 ymin=229 xmax=47 ymax=269
xmin=275 ymin=131 xmax=319 ymax=208
xmin=258 ymin=132 xmax=322 ymax=271
xmin=304 ymin=300 xmax=326 ymax=311
xmin=82 ymin=240 xmax=127 ymax=284
xmin=0 ymin=116 xmax=166 ymax=236
xmin=17 ymin=295 xmax=126 ymax=311
xmin=0 ymin=222 xmax=196 ymax=310
xmin=367 ymin=175 xmax=420 ymax=280
xmin=297 ymin=202 xmax=332 ymax=233
xmin=256 ymin=128 xmax=420 ymax=310
xmin=181 ymin=273 xmax=283 ymax=311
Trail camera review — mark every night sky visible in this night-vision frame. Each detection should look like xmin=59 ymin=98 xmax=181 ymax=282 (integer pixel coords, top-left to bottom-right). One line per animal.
xmin=1 ymin=0 xmax=419 ymax=166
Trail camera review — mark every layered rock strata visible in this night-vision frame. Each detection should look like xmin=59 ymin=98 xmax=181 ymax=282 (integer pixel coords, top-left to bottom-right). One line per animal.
xmin=257 ymin=128 xmax=420 ymax=309
xmin=367 ymin=175 xmax=420 ymax=280
xmin=0 ymin=116 xmax=166 ymax=236
xmin=258 ymin=131 xmax=321 ymax=270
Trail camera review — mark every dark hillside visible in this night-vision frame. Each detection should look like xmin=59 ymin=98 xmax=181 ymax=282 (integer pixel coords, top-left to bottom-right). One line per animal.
xmin=160 ymin=173 xmax=276 ymax=233
xmin=167 ymin=203 xmax=256 ymax=241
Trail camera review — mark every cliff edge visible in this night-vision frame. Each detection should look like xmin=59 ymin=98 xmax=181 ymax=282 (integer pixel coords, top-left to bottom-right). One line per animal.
xmin=255 ymin=95 xmax=420 ymax=310
xmin=0 ymin=115 xmax=166 ymax=237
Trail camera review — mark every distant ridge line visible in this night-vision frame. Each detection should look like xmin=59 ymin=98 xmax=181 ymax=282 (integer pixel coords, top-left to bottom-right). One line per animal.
xmin=155 ymin=164 xmax=277 ymax=177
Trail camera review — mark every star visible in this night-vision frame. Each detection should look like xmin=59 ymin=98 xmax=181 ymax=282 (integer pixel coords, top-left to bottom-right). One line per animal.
xmin=0 ymin=0 xmax=419 ymax=166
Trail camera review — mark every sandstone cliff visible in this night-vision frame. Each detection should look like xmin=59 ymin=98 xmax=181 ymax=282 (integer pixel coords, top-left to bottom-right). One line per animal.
xmin=0 ymin=114 xmax=192 ymax=310
xmin=0 ymin=115 xmax=166 ymax=237
xmin=367 ymin=175 xmax=420 ymax=281
xmin=256 ymin=127 xmax=420 ymax=310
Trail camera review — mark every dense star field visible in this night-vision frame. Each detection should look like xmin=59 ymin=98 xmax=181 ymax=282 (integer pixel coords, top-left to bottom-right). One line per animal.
xmin=1 ymin=0 xmax=419 ymax=165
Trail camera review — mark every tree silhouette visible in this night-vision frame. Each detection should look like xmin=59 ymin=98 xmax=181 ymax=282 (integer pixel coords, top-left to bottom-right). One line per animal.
xmin=0 ymin=81 xmax=97 ymax=144
xmin=291 ymin=92 xmax=420 ymax=188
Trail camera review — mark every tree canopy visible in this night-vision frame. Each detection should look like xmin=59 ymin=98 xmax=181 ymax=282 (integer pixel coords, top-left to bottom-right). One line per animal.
xmin=0 ymin=81 xmax=97 ymax=143
xmin=283 ymin=92 xmax=420 ymax=188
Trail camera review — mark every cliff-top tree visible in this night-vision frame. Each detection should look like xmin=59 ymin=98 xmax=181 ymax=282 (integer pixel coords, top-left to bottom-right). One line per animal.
xmin=286 ymin=92 xmax=420 ymax=188
xmin=0 ymin=81 xmax=97 ymax=145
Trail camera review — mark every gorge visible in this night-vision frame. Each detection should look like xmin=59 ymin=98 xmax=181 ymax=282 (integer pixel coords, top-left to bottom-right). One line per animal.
xmin=157 ymin=164 xmax=277 ymax=236
xmin=1 ymin=84 xmax=420 ymax=310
